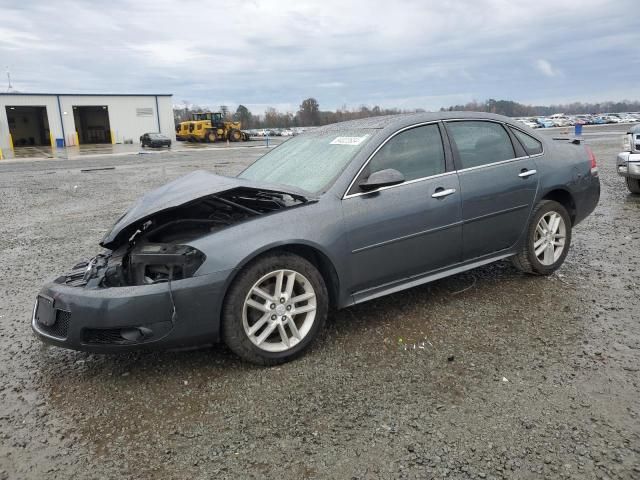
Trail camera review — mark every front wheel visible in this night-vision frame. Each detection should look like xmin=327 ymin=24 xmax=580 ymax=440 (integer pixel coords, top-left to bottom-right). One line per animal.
xmin=222 ymin=253 xmax=328 ymax=365
xmin=626 ymin=177 xmax=640 ymax=194
xmin=229 ymin=129 xmax=242 ymax=142
xmin=512 ymin=200 xmax=572 ymax=275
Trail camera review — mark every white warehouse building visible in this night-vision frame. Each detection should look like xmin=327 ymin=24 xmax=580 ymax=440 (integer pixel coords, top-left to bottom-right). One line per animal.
xmin=0 ymin=93 xmax=175 ymax=153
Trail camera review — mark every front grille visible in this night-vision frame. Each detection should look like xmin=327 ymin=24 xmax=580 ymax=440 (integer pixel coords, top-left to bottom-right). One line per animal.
xmin=37 ymin=310 xmax=71 ymax=339
xmin=82 ymin=328 xmax=134 ymax=345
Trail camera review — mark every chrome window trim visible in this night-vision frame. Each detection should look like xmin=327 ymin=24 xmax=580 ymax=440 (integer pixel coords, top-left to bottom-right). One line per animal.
xmin=344 ymin=171 xmax=457 ymax=199
xmin=342 ymin=121 xmax=444 ymax=200
xmin=342 ymin=118 xmax=544 ymax=200
xmin=455 ymin=155 xmax=530 ymax=173
xmin=508 ymin=125 xmax=546 ymax=156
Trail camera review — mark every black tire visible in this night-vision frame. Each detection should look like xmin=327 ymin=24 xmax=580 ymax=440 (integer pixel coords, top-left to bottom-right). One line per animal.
xmin=626 ymin=177 xmax=640 ymax=194
xmin=512 ymin=200 xmax=572 ymax=275
xmin=222 ymin=252 xmax=328 ymax=365
xmin=229 ymin=129 xmax=242 ymax=142
xmin=205 ymin=131 xmax=217 ymax=143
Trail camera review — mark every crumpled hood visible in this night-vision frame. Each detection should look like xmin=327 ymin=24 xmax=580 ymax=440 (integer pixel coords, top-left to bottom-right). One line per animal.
xmin=100 ymin=170 xmax=313 ymax=249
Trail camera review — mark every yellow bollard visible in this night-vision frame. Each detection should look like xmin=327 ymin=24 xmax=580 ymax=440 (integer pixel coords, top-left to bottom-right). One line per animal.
xmin=110 ymin=130 xmax=115 ymax=145
xmin=75 ymin=132 xmax=79 ymax=146
xmin=9 ymin=134 xmax=14 ymax=152
xmin=0 ymin=148 xmax=3 ymax=160
xmin=50 ymin=133 xmax=55 ymax=150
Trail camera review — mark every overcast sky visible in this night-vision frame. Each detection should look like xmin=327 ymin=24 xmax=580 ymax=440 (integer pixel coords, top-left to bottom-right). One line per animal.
xmin=1 ymin=0 xmax=639 ymax=114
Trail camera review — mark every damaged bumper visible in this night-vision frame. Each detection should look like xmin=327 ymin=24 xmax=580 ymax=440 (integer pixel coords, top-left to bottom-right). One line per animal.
xmin=32 ymin=269 xmax=231 ymax=352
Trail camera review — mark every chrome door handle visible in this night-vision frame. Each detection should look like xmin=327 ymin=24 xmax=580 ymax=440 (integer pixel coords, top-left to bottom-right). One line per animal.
xmin=518 ymin=169 xmax=537 ymax=178
xmin=431 ymin=188 xmax=456 ymax=199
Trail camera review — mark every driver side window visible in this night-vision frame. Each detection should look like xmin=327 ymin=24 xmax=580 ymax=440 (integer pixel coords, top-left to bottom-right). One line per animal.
xmin=366 ymin=124 xmax=445 ymax=184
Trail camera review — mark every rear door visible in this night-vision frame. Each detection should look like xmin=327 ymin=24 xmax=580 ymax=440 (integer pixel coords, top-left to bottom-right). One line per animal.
xmin=444 ymin=120 xmax=539 ymax=261
xmin=342 ymin=123 xmax=462 ymax=294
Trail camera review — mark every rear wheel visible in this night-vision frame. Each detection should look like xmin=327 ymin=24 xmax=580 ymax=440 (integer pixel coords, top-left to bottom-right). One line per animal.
xmin=626 ymin=177 xmax=640 ymax=194
xmin=205 ymin=130 xmax=217 ymax=143
xmin=222 ymin=253 xmax=328 ymax=365
xmin=512 ymin=200 xmax=572 ymax=275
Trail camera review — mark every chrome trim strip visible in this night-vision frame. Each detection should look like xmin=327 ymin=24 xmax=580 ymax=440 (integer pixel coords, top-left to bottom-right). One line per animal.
xmin=507 ymin=124 xmax=546 ymax=156
xmin=344 ymin=171 xmax=456 ymax=199
xmin=32 ymin=297 xmax=69 ymax=341
xmin=342 ymin=118 xmax=546 ymax=200
xmin=455 ymin=155 xmax=530 ymax=173
xmin=342 ymin=120 xmax=443 ymax=199
xmin=351 ymin=220 xmax=463 ymax=254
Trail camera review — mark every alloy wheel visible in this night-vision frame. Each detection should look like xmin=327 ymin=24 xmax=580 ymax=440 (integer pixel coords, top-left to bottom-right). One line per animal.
xmin=242 ymin=269 xmax=317 ymax=352
xmin=534 ymin=211 xmax=566 ymax=266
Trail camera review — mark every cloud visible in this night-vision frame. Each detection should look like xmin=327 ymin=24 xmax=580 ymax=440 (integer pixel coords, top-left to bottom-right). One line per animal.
xmin=535 ymin=59 xmax=560 ymax=78
xmin=0 ymin=0 xmax=638 ymax=113
xmin=317 ymin=82 xmax=345 ymax=88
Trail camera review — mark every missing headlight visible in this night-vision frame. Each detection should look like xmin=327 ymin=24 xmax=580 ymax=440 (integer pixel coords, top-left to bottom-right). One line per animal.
xmin=128 ymin=243 xmax=206 ymax=285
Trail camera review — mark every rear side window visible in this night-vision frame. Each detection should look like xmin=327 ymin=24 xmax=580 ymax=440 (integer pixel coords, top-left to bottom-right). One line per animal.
xmin=446 ymin=121 xmax=515 ymax=169
xmin=511 ymin=128 xmax=543 ymax=155
xmin=366 ymin=124 xmax=445 ymax=182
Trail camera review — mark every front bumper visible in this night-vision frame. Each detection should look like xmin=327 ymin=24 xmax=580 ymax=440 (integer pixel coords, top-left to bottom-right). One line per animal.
xmin=616 ymin=152 xmax=640 ymax=179
xmin=32 ymin=269 xmax=232 ymax=353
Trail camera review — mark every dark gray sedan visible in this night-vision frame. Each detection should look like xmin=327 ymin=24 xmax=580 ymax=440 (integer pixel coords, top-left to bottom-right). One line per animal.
xmin=140 ymin=132 xmax=171 ymax=148
xmin=33 ymin=112 xmax=600 ymax=364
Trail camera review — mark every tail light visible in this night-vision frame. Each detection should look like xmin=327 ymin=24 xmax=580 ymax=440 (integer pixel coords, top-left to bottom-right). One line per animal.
xmin=586 ymin=146 xmax=598 ymax=176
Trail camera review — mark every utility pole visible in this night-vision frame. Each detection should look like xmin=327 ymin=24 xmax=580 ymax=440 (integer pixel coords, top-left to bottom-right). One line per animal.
xmin=6 ymin=67 xmax=14 ymax=93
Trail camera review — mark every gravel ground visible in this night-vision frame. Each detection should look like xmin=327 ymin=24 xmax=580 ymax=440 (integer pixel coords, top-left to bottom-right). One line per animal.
xmin=0 ymin=128 xmax=638 ymax=479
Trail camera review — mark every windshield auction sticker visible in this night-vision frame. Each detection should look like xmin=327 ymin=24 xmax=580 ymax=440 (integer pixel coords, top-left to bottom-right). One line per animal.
xmin=330 ymin=135 xmax=369 ymax=145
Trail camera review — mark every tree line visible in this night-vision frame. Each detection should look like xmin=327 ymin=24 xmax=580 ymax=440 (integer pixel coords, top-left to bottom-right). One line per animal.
xmin=440 ymin=99 xmax=640 ymax=117
xmin=174 ymin=97 xmax=640 ymax=129
xmin=174 ymin=98 xmax=425 ymax=129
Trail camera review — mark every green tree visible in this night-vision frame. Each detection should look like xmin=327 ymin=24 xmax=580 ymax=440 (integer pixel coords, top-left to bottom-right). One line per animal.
xmin=297 ymin=98 xmax=320 ymax=126
xmin=234 ymin=105 xmax=252 ymax=128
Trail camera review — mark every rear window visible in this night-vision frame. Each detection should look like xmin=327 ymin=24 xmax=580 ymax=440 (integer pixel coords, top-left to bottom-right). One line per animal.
xmin=511 ymin=128 xmax=543 ymax=155
xmin=446 ymin=121 xmax=516 ymax=169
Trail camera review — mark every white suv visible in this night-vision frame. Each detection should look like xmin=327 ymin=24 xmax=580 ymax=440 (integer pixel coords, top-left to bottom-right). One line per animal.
xmin=617 ymin=124 xmax=640 ymax=193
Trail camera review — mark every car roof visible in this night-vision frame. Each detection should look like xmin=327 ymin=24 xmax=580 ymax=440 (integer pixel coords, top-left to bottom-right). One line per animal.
xmin=312 ymin=111 xmax=518 ymax=133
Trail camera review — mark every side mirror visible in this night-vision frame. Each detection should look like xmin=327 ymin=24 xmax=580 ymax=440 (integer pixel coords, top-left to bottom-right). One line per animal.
xmin=359 ymin=168 xmax=405 ymax=192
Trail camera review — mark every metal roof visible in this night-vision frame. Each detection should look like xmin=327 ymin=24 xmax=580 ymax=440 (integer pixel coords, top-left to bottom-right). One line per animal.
xmin=0 ymin=92 xmax=172 ymax=97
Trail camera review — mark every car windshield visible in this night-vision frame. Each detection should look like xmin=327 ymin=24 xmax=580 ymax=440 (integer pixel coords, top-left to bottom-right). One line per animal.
xmin=148 ymin=134 xmax=166 ymax=139
xmin=239 ymin=129 xmax=372 ymax=193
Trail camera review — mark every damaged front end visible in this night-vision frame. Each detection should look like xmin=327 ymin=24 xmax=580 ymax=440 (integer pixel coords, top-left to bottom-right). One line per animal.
xmin=64 ymin=186 xmax=309 ymax=288
xmin=33 ymin=172 xmax=314 ymax=351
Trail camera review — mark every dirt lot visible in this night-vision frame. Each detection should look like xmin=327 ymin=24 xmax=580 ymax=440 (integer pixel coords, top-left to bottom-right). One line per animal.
xmin=0 ymin=127 xmax=638 ymax=479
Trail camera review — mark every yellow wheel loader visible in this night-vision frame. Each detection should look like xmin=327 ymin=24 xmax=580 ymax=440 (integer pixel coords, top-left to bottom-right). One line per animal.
xmin=177 ymin=112 xmax=249 ymax=143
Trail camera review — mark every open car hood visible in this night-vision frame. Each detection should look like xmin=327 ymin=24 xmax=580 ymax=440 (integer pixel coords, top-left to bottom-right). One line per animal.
xmin=100 ymin=170 xmax=314 ymax=249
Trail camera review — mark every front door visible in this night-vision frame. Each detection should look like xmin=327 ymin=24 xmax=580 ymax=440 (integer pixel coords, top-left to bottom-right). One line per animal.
xmin=342 ymin=123 xmax=463 ymax=295
xmin=444 ymin=120 xmax=539 ymax=261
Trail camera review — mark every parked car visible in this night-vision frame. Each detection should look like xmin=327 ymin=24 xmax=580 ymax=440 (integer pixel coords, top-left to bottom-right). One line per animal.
xmin=280 ymin=129 xmax=294 ymax=136
xmin=32 ymin=112 xmax=600 ymax=365
xmin=549 ymin=114 xmax=573 ymax=127
xmin=616 ymin=124 xmax=640 ymax=193
xmin=140 ymin=133 xmax=171 ymax=148
xmin=536 ymin=117 xmax=555 ymax=128
xmin=602 ymin=115 xmax=623 ymax=124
